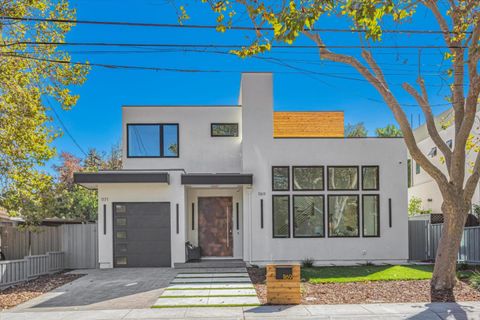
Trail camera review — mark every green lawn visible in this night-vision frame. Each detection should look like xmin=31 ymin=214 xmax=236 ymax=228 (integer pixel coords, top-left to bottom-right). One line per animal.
xmin=302 ymin=265 xmax=433 ymax=284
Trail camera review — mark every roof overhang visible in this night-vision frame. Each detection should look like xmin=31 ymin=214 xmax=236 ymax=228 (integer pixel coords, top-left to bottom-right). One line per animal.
xmin=181 ymin=173 xmax=253 ymax=185
xmin=74 ymin=171 xmax=170 ymax=189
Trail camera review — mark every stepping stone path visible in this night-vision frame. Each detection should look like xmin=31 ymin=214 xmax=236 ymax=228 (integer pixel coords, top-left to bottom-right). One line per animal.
xmin=153 ymin=268 xmax=261 ymax=308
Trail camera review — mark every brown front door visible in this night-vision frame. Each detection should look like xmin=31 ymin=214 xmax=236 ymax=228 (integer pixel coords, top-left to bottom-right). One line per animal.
xmin=198 ymin=197 xmax=233 ymax=257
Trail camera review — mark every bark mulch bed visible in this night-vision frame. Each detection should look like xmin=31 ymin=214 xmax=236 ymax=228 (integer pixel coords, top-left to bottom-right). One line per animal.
xmin=247 ymin=267 xmax=480 ymax=305
xmin=0 ymin=272 xmax=83 ymax=310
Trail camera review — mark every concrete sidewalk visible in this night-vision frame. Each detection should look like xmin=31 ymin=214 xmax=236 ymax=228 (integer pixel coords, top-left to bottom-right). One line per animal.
xmin=2 ymin=302 xmax=480 ymax=319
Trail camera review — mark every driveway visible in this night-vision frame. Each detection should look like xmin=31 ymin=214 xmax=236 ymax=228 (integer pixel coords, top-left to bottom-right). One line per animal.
xmin=12 ymin=268 xmax=178 ymax=311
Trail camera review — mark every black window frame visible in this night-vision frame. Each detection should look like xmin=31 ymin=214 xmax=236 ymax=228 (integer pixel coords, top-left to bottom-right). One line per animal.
xmin=293 ymin=195 xmax=325 ymax=238
xmin=272 ymin=195 xmax=290 ymax=238
xmin=415 ymin=162 xmax=421 ymax=175
xmin=211 ymin=123 xmax=239 ymax=137
xmin=428 ymin=147 xmax=437 ymax=157
xmin=327 ymin=166 xmax=360 ymax=191
xmin=292 ymin=166 xmax=325 ymax=191
xmin=126 ymin=123 xmax=180 ymax=158
xmin=327 ymin=194 xmax=360 ymax=238
xmin=446 ymin=139 xmax=453 ymax=149
xmin=362 ymin=194 xmax=380 ymax=238
xmin=272 ymin=166 xmax=290 ymax=191
xmin=361 ymin=166 xmax=380 ymax=191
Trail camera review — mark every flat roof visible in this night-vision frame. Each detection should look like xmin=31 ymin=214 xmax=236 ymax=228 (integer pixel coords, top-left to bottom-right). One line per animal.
xmin=181 ymin=173 xmax=253 ymax=185
xmin=74 ymin=171 xmax=170 ymax=189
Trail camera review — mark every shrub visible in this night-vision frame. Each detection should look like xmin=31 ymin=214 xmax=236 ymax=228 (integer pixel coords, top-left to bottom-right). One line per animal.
xmin=302 ymin=257 xmax=314 ymax=268
xmin=469 ymin=272 xmax=480 ymax=290
xmin=457 ymin=262 xmax=469 ymax=271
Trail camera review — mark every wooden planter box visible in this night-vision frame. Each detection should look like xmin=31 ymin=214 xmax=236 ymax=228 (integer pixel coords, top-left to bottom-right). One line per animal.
xmin=266 ymin=264 xmax=301 ymax=305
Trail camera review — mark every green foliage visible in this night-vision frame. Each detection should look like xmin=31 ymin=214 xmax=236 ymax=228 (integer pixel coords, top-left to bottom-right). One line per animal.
xmin=302 ymin=265 xmax=433 ymax=284
xmin=345 ymin=122 xmax=368 ymax=137
xmin=469 ymin=272 xmax=480 ymax=290
xmin=302 ymin=257 xmax=314 ymax=268
xmin=408 ymin=196 xmax=432 ymax=216
xmin=0 ymin=0 xmax=89 ymax=225
xmin=375 ymin=124 xmax=403 ymax=137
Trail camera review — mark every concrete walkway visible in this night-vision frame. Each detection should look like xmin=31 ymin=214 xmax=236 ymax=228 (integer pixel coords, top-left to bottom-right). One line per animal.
xmin=2 ymin=302 xmax=480 ymax=319
xmin=153 ymin=268 xmax=261 ymax=308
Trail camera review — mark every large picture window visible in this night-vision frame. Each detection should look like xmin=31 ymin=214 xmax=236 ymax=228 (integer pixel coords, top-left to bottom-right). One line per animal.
xmin=363 ymin=195 xmax=380 ymax=237
xmin=293 ymin=166 xmax=324 ymax=191
xmin=293 ymin=195 xmax=324 ymax=238
xmin=328 ymin=195 xmax=359 ymax=237
xmin=272 ymin=195 xmax=290 ymax=238
xmin=127 ymin=124 xmax=179 ymax=158
xmin=327 ymin=166 xmax=359 ymax=190
xmin=362 ymin=166 xmax=379 ymax=190
xmin=211 ymin=123 xmax=239 ymax=137
xmin=272 ymin=166 xmax=289 ymax=191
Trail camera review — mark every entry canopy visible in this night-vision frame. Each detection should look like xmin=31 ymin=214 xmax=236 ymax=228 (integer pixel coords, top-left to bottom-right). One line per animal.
xmin=181 ymin=173 xmax=253 ymax=185
xmin=74 ymin=171 xmax=170 ymax=189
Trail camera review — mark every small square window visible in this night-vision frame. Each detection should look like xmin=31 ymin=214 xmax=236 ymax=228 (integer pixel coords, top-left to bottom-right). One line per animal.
xmin=115 ymin=205 xmax=126 ymax=213
xmin=293 ymin=167 xmax=324 ymax=191
xmin=327 ymin=167 xmax=359 ymax=190
xmin=116 ymin=217 xmax=127 ymax=226
xmin=116 ymin=256 xmax=127 ymax=265
xmin=428 ymin=147 xmax=437 ymax=157
xmin=211 ymin=123 xmax=239 ymax=137
xmin=272 ymin=166 xmax=289 ymax=191
xmin=116 ymin=231 xmax=127 ymax=240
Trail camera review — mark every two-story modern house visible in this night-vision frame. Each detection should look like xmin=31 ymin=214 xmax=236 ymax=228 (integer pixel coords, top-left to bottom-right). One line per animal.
xmin=408 ymin=107 xmax=480 ymax=214
xmin=74 ymin=72 xmax=408 ymax=268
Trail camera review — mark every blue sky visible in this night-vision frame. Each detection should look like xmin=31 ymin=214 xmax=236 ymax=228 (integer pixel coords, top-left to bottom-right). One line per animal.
xmin=47 ymin=0 xmax=453 ymax=169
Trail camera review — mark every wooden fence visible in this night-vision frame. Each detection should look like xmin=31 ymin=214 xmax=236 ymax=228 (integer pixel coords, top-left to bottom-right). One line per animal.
xmin=0 ymin=224 xmax=98 ymax=269
xmin=0 ymin=252 xmax=65 ymax=289
xmin=409 ymin=220 xmax=480 ymax=264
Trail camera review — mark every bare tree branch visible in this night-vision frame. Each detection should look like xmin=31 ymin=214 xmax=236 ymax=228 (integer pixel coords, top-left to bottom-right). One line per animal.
xmin=423 ymin=0 xmax=453 ymax=46
xmin=303 ymin=30 xmax=450 ymax=188
xmin=403 ymin=79 xmax=453 ymax=172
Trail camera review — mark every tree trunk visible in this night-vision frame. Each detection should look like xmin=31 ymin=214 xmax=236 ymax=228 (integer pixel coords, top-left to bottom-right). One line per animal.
xmin=430 ymin=198 xmax=469 ymax=302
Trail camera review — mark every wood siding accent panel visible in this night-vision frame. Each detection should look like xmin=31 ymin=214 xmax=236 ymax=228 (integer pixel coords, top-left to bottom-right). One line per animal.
xmin=273 ymin=112 xmax=344 ymax=137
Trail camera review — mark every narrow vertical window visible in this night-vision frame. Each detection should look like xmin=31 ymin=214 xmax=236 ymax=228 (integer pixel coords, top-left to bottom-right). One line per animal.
xmin=191 ymin=203 xmax=195 ymax=231
xmin=362 ymin=166 xmax=379 ymax=190
xmin=272 ymin=195 xmax=290 ymax=238
xmin=260 ymin=199 xmax=264 ymax=229
xmin=103 ymin=204 xmax=107 ymax=235
xmin=176 ymin=204 xmax=179 ymax=234
xmin=363 ymin=195 xmax=380 ymax=237
xmin=236 ymin=202 xmax=239 ymax=230
xmin=272 ymin=166 xmax=289 ymax=191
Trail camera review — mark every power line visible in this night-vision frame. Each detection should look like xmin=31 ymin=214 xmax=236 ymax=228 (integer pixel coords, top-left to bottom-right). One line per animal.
xmin=1 ymin=41 xmax=467 ymax=49
xmin=0 ymin=16 xmax=471 ymax=35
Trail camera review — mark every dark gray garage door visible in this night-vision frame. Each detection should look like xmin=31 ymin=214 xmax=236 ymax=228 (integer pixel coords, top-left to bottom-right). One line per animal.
xmin=113 ymin=202 xmax=171 ymax=267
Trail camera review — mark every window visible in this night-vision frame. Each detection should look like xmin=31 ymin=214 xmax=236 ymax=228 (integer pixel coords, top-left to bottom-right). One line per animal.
xmin=272 ymin=166 xmax=289 ymax=191
xmin=328 ymin=195 xmax=359 ymax=237
xmin=116 ymin=256 xmax=127 ymax=265
xmin=362 ymin=166 xmax=379 ymax=190
xmin=116 ymin=217 xmax=127 ymax=226
xmin=363 ymin=195 xmax=380 ymax=237
xmin=293 ymin=166 xmax=324 ymax=191
xmin=115 ymin=204 xmax=126 ymax=213
xmin=127 ymin=124 xmax=179 ymax=158
xmin=416 ymin=163 xmax=421 ymax=175
xmin=272 ymin=195 xmax=290 ymax=238
xmin=446 ymin=139 xmax=453 ymax=149
xmin=293 ymin=195 xmax=324 ymax=237
xmin=211 ymin=123 xmax=239 ymax=137
xmin=327 ymin=166 xmax=359 ymax=190
xmin=407 ymin=159 xmax=412 ymax=187
xmin=116 ymin=231 xmax=127 ymax=239
xmin=428 ymin=147 xmax=437 ymax=157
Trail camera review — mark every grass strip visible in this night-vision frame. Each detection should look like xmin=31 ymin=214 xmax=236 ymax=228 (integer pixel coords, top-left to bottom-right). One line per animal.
xmin=171 ymin=281 xmax=252 ymax=284
xmin=165 ymin=287 xmax=254 ymax=291
xmin=152 ymin=303 xmax=261 ymax=308
xmin=176 ymin=276 xmax=250 ymax=279
xmin=159 ymin=294 xmax=257 ymax=298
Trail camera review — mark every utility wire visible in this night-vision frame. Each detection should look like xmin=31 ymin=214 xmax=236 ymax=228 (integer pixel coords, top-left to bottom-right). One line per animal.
xmin=0 ymin=41 xmax=467 ymax=49
xmin=0 ymin=16 xmax=472 ymax=35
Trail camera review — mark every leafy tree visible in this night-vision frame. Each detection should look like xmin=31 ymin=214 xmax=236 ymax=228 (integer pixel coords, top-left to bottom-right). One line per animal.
xmin=408 ymin=196 xmax=432 ymax=216
xmin=191 ymin=0 xmax=480 ymax=297
xmin=376 ymin=124 xmax=403 ymax=137
xmin=345 ymin=122 xmax=368 ymax=137
xmin=0 ymin=1 xmax=89 ymax=224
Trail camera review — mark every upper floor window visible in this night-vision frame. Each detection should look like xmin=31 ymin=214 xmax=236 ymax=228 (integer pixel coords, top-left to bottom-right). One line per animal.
xmin=127 ymin=124 xmax=179 ymax=158
xmin=327 ymin=166 xmax=359 ymax=191
xmin=211 ymin=123 xmax=239 ymax=137
xmin=427 ymin=147 xmax=437 ymax=157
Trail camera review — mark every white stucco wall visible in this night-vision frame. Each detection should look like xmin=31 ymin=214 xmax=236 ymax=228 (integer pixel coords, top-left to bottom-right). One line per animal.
xmin=240 ymin=73 xmax=409 ymax=265
xmin=96 ymin=171 xmax=186 ymax=268
xmin=122 ymin=106 xmax=242 ymax=173
xmin=409 ymin=111 xmax=480 ymax=213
